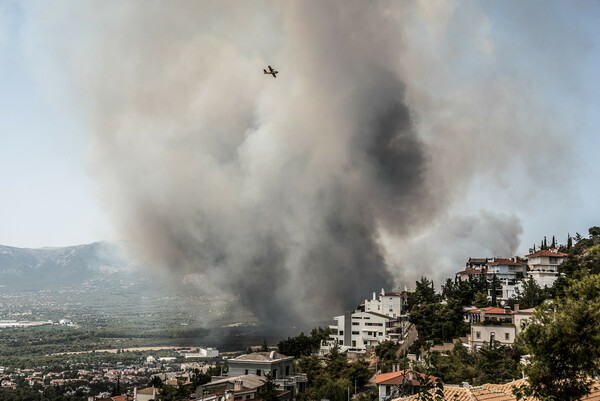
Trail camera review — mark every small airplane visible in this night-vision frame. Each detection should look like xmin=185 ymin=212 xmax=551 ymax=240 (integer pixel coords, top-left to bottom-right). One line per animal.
xmin=263 ymin=65 xmax=279 ymax=78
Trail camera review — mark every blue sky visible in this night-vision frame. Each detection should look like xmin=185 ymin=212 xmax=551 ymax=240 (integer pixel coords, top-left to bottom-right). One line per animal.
xmin=0 ymin=0 xmax=599 ymax=254
xmin=0 ymin=1 xmax=108 ymax=247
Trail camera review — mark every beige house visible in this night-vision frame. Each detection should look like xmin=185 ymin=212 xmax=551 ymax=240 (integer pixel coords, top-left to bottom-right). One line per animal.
xmin=467 ymin=304 xmax=534 ymax=349
xmin=526 ymin=249 xmax=567 ymax=287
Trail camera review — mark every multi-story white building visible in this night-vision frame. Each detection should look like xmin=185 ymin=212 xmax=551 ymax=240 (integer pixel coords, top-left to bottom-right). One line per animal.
xmin=526 ymin=249 xmax=567 ymax=287
xmin=320 ymin=310 xmax=404 ymax=354
xmin=485 ymin=258 xmax=527 ymax=281
xmin=362 ymin=289 xmax=408 ymax=318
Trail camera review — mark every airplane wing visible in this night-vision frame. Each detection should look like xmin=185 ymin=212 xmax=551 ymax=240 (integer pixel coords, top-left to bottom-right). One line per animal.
xmin=268 ymin=65 xmax=274 ymax=72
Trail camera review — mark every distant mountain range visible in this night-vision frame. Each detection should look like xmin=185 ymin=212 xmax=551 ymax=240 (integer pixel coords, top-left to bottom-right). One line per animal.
xmin=0 ymin=242 xmax=136 ymax=291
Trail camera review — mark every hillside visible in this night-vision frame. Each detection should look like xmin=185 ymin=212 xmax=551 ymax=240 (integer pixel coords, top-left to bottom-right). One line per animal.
xmin=0 ymin=242 xmax=134 ymax=291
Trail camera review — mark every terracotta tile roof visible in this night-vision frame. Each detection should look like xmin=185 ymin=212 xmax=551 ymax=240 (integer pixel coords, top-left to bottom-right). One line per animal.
xmin=525 ymin=250 xmax=568 ymax=258
xmin=486 ymin=259 xmax=527 ymax=266
xmin=138 ymin=387 xmax=161 ymax=395
xmin=376 ymin=370 xmax=437 ymax=386
xmin=394 ymin=379 xmax=600 ymax=400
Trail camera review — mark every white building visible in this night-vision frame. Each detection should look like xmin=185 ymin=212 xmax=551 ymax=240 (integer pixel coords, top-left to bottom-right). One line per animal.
xmin=526 ymin=249 xmax=567 ymax=288
xmin=485 ymin=258 xmax=527 ymax=281
xmin=200 ymin=347 xmax=219 ymax=358
xmin=321 ymin=310 xmax=404 ymax=354
xmin=363 ymin=289 xmax=408 ymax=318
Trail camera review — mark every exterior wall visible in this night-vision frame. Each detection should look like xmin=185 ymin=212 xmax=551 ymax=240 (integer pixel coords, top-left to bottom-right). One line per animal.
xmin=322 ymin=311 xmax=393 ymax=353
xmin=527 ymin=271 xmax=558 ymax=288
xmin=379 ymin=384 xmax=389 ymax=401
xmin=528 ymin=255 xmax=564 ymax=271
xmin=470 ymin=324 xmax=516 ymax=349
xmin=228 ymin=358 xmax=294 ymax=379
xmin=485 ymin=263 xmax=526 ymax=281
xmin=513 ymin=312 xmax=533 ymax=336
xmin=364 ymin=293 xmax=407 ymax=318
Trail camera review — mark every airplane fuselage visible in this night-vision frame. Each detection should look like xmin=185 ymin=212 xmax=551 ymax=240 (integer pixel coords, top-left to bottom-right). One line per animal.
xmin=264 ymin=66 xmax=278 ymax=78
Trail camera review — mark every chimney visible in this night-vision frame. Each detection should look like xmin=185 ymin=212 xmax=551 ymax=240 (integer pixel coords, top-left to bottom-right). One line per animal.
xmin=373 ymin=292 xmax=376 ymax=301
xmin=480 ymin=310 xmax=485 ymax=321
xmin=381 ymin=288 xmax=385 ymax=296
xmin=234 ymin=380 xmax=243 ymax=391
xmin=504 ymin=306 xmax=511 ymax=315
xmin=134 ymin=387 xmax=137 ymax=400
xmin=514 ymin=304 xmax=519 ymax=313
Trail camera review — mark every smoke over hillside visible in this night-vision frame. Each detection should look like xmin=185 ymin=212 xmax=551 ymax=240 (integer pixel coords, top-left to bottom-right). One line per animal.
xmin=22 ymin=1 xmax=572 ymax=325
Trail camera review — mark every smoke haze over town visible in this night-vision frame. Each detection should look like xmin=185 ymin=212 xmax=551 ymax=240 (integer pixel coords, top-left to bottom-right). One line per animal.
xmin=2 ymin=1 xmax=600 ymax=326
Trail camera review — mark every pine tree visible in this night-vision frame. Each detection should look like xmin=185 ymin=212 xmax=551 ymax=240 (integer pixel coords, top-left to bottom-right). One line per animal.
xmin=261 ymin=339 xmax=269 ymax=352
xmin=552 ymin=235 xmax=556 ymax=248
xmin=543 ymin=236 xmax=548 ymax=250
xmin=567 ymin=234 xmax=573 ymax=250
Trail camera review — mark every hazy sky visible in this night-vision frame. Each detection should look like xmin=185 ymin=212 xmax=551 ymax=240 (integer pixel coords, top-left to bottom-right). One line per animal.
xmin=0 ymin=0 xmax=599 ymax=259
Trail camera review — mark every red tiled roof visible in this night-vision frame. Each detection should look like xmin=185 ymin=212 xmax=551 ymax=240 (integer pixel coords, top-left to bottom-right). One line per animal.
xmin=486 ymin=258 xmax=526 ymax=266
xmin=525 ymin=249 xmax=568 ymax=258
xmin=376 ymin=370 xmax=437 ymax=386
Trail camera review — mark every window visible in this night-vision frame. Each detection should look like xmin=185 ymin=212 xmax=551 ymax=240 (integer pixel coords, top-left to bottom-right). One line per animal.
xmin=505 ymin=333 xmax=510 ymax=340
xmin=352 ymin=331 xmax=359 ymax=335
xmin=389 ymin=298 xmax=394 ymax=312
xmin=256 ymin=370 xmax=261 ymax=376
xmin=352 ymin=322 xmax=359 ymax=326
xmin=339 ymin=330 xmax=343 ymax=335
xmin=272 ymin=369 xmax=277 ymax=379
xmin=245 ymin=369 xmax=248 ymax=375
xmin=377 ymin=305 xmax=380 ymax=310
xmin=339 ymin=340 xmax=343 ymax=345
xmin=379 ymin=332 xmax=383 ymax=336
xmin=285 ymin=366 xmax=290 ymax=376
xmin=476 ymin=331 xmax=481 ymax=339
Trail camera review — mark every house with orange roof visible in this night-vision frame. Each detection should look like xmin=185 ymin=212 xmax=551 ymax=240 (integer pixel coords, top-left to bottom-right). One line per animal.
xmin=466 ymin=304 xmax=534 ymax=349
xmin=376 ymin=370 xmax=438 ymax=401
xmin=525 ymin=249 xmax=567 ymax=287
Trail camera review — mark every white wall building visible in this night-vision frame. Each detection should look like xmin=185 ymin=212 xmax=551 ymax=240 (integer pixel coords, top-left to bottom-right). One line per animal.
xmin=526 ymin=249 xmax=567 ymax=288
xmin=321 ymin=310 xmax=402 ymax=354
xmin=485 ymin=258 xmax=527 ymax=281
xmin=363 ymin=289 xmax=408 ymax=318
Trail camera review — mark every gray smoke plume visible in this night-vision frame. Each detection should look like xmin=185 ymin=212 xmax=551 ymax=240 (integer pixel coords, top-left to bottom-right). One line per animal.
xmin=21 ymin=1 xmax=575 ymax=324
